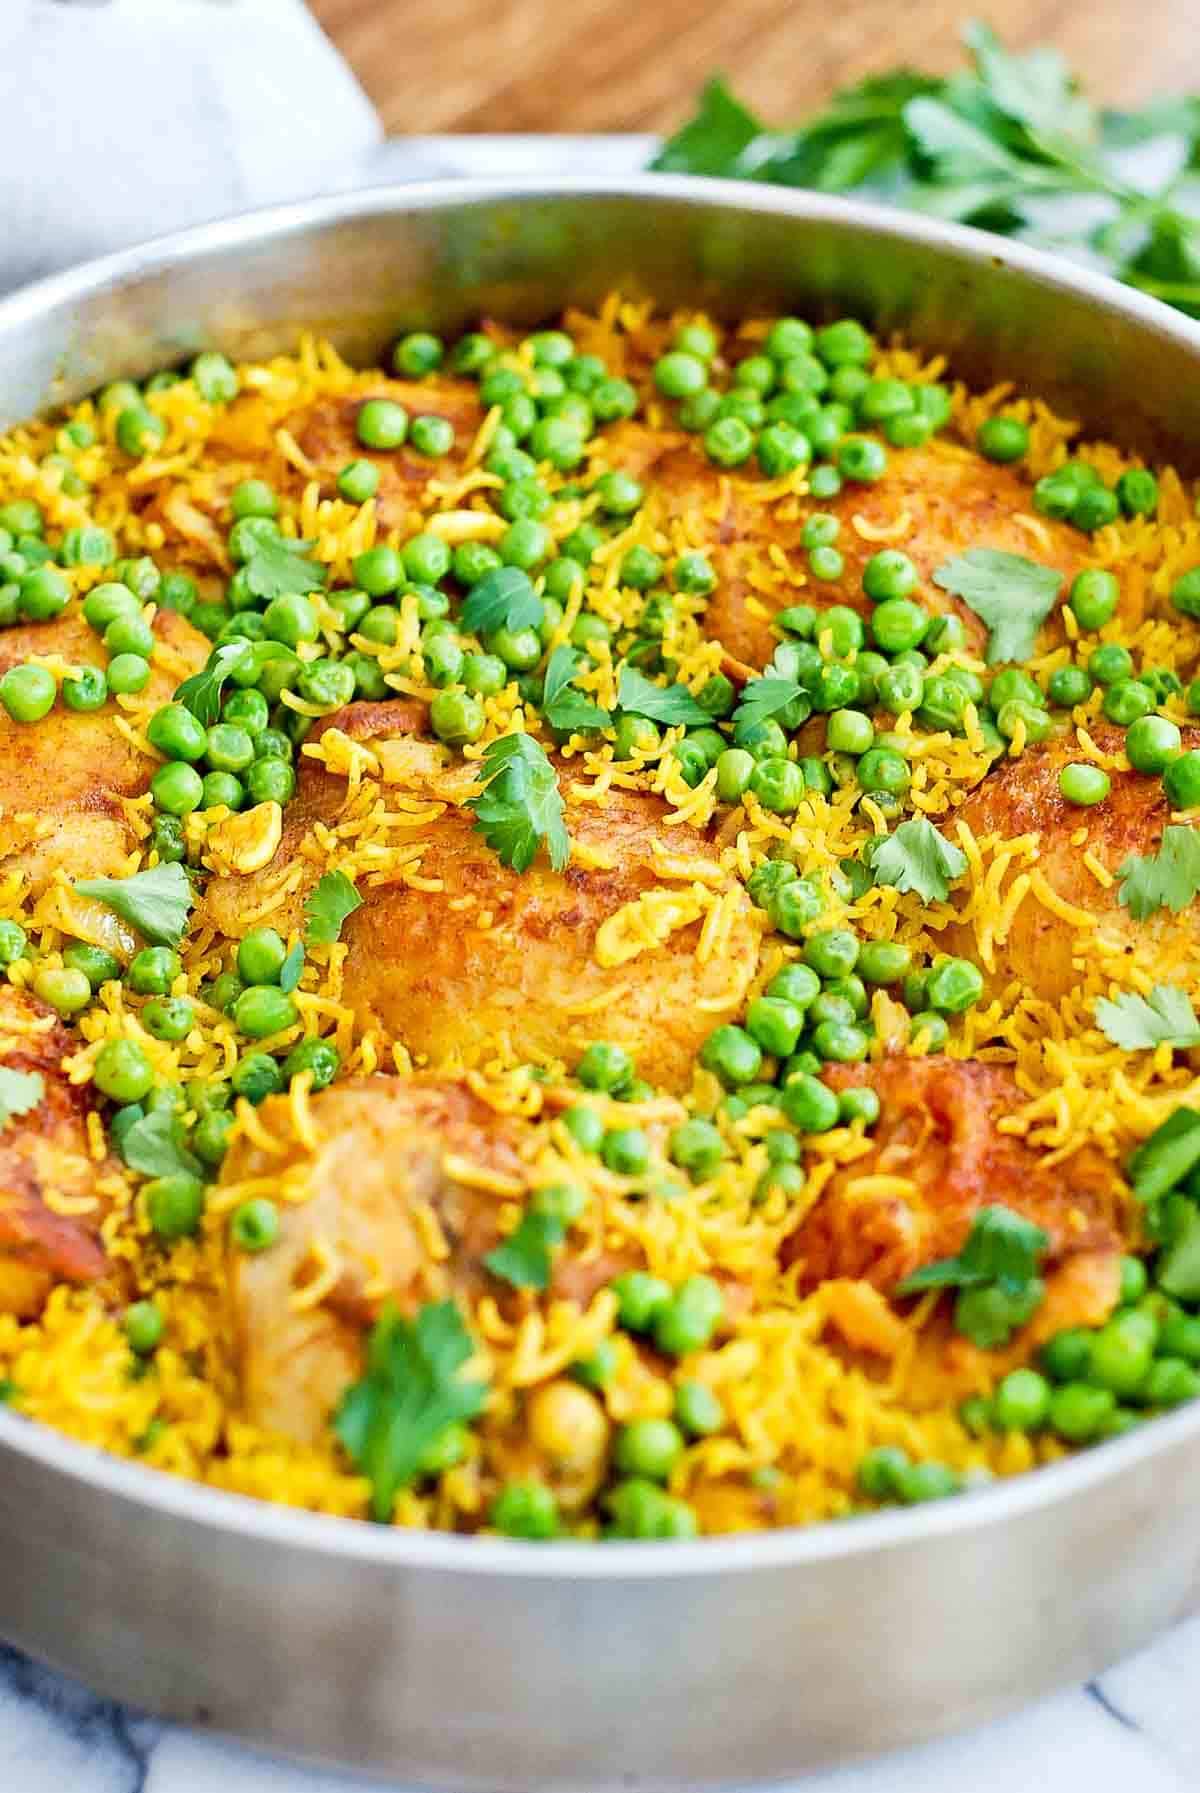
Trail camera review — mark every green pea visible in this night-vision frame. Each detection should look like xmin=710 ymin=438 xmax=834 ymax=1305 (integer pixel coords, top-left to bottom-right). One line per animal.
xmin=0 ymin=920 xmax=27 ymax=966
xmin=393 ymin=330 xmax=444 ymax=376
xmin=1101 ymin=678 xmax=1153 ymax=726
xmin=653 ymin=1275 xmax=724 ymax=1357
xmin=491 ymin=1482 xmax=559 ymax=1540
xmin=1055 ymin=762 xmax=1110 ymax=807
xmin=699 ymin=1024 xmax=763 ymax=1088
xmin=125 ymin=1300 xmax=164 ymax=1355
xmin=577 ymin=1041 xmax=634 ymax=1095
xmin=62 ymin=942 xmax=121 ymax=991
xmin=116 ymin=406 xmax=167 ymax=458
xmin=763 ymin=964 xmax=819 ymax=1010
xmin=263 ymin=592 xmax=318 ymax=647
xmin=1163 ymin=750 xmax=1200 ymax=809
xmin=1124 ymin=714 xmax=1181 ymax=774
xmin=895 ymin=1462 xmax=963 ymax=1504
xmin=857 ymin=1446 xmax=910 ymax=1500
xmin=1144 ymin=1358 xmax=1200 ymax=1407
xmin=191 ymin=351 xmax=238 ymax=404
xmin=595 ymin=471 xmax=644 ymax=516
xmin=992 ymin=1368 xmax=1051 ymax=1430
xmin=611 ymin=1271 xmax=671 ymax=1335
xmin=231 ymin=1051 xmax=285 ymax=1105
xmin=802 ymin=928 xmax=858 ymax=979
xmin=147 ymin=703 xmax=207 ymax=762
xmin=744 ymin=994 xmax=804 ymax=1059
xmin=355 ymin=398 xmax=408 ymax=450
xmin=749 ymin=756 xmax=804 ymax=814
xmin=145 ymin=1173 xmax=206 ymax=1240
xmin=0 ymin=663 xmax=56 ymax=722
xmin=975 ymin=415 xmax=1029 ymax=463
xmin=19 ymin=565 xmax=70 ymax=621
xmin=408 ymin=414 xmax=454 ymax=458
xmin=926 ymin=957 xmax=984 ymax=1014
xmin=1049 ymin=1382 xmax=1115 ymax=1441
xmin=770 ymin=876 xmax=826 ymax=940
xmin=142 ymin=996 xmax=193 ymax=1042
xmin=673 ymin=1380 xmax=724 ymax=1438
xmin=233 ymin=985 xmax=297 ymax=1039
xmin=230 ymin=1197 xmax=281 ymax=1254
xmin=244 ymin=757 xmax=295 ymax=804
xmin=837 ymin=1085 xmax=880 ymax=1126
xmin=1072 ymin=485 xmax=1120 ymax=532
xmin=32 ymin=966 xmax=92 ymax=1016
xmin=93 ymin=1038 xmax=155 ymax=1103
xmin=837 ymin=435 xmax=888 ymax=484
xmin=592 ymin=376 xmax=638 ymax=422
xmin=780 ymin=1072 xmax=840 ymax=1133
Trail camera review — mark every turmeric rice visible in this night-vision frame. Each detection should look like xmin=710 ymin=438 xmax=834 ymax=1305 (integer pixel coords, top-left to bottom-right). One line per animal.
xmin=0 ymin=296 xmax=1197 ymax=1538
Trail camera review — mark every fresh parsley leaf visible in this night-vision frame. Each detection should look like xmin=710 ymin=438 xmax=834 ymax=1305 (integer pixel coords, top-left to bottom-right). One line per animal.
xmin=467 ymin=732 xmax=570 ymax=874
xmin=931 ymin=549 xmax=1063 ymax=663
xmin=899 ymin=1205 xmax=1049 ymax=1295
xmin=652 ymin=77 xmax=781 ymax=178
xmin=118 ymin=1106 xmax=203 ymax=1180
xmin=332 ymin=1300 xmax=487 ymax=1522
xmin=616 ymin=665 xmax=712 ymax=727
xmin=898 ymin=1204 xmax=1049 ymax=1349
xmin=1117 ymin=825 xmax=1200 ymax=920
xmin=1095 ymin=984 xmax=1200 ymax=1051
xmin=278 ymin=940 xmax=305 ymax=993
xmin=241 ymin=533 xmax=326 ymax=603
xmin=174 ymin=641 xmax=254 ymax=727
xmin=541 ymin=645 xmax=611 ymax=734
xmin=460 ymin=566 xmax=544 ymax=639
xmin=74 ymin=863 xmax=194 ymax=948
xmin=871 ymin=817 xmax=968 ymax=904
xmin=303 ymin=870 xmax=363 ymax=947
xmin=731 ymin=676 xmax=807 ymax=732
xmin=484 ymin=1209 xmax=564 ymax=1290
xmin=0 ymin=1068 xmax=44 ymax=1130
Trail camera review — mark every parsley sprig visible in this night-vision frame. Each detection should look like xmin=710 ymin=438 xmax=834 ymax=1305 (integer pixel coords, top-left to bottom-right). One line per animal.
xmin=460 ymin=566 xmax=544 ymax=639
xmin=468 ymin=733 xmax=570 ymax=873
xmin=333 ymin=1300 xmax=488 ymax=1523
xmin=240 ymin=533 xmax=326 ymax=603
xmin=616 ymin=665 xmax=711 ymax=727
xmin=542 ymin=645 xmax=611 ymax=734
xmin=898 ymin=1204 xmax=1048 ymax=1348
xmin=652 ymin=20 xmax=1200 ymax=319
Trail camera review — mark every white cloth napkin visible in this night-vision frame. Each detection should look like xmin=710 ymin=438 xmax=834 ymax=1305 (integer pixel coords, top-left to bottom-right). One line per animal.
xmin=0 ymin=0 xmax=383 ymax=292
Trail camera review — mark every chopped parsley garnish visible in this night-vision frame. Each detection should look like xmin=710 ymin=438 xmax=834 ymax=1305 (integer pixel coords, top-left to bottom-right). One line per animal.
xmin=467 ymin=732 xmax=570 ymax=873
xmin=1117 ymin=825 xmax=1200 ymax=920
xmin=460 ymin=566 xmax=544 ymax=638
xmin=484 ymin=1209 xmax=564 ymax=1290
xmin=332 ymin=1300 xmax=487 ymax=1522
xmin=871 ymin=817 xmax=968 ymax=904
xmin=541 ymin=645 xmax=611 ymax=734
xmin=931 ymin=549 xmax=1063 ymax=663
xmin=119 ymin=1106 xmax=203 ymax=1180
xmin=731 ymin=675 xmax=806 ymax=732
xmin=616 ymin=665 xmax=712 ymax=727
xmin=278 ymin=941 xmax=306 ymax=993
xmin=0 ymin=1068 xmax=44 ymax=1130
xmin=898 ymin=1204 xmax=1049 ymax=1349
xmin=1095 ymin=984 xmax=1200 ymax=1051
xmin=303 ymin=870 xmax=362 ymax=947
xmin=74 ymin=862 xmax=194 ymax=948
xmin=174 ymin=640 xmax=254 ymax=727
xmin=240 ymin=533 xmax=326 ymax=603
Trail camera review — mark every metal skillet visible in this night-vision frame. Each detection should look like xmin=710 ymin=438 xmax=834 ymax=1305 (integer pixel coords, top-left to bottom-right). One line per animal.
xmin=0 ymin=177 xmax=1199 ymax=1791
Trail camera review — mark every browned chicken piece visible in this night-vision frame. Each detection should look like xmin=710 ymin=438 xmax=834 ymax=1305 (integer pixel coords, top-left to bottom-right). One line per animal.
xmin=601 ymin=423 xmax=1084 ymax=670
xmin=225 ymin=1076 xmax=627 ymax=1465
xmin=782 ymin=1056 xmax=1124 ymax=1338
xmin=945 ymin=722 xmax=1200 ymax=1004
xmin=204 ymin=701 xmax=761 ymax=1091
xmin=0 ymin=609 xmax=208 ymax=896
xmin=0 ymin=985 xmax=120 ymax=1316
xmin=286 ymin=380 xmax=485 ymax=530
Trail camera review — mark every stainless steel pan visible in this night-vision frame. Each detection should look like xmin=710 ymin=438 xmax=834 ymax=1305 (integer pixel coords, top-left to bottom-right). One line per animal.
xmin=1 ymin=178 xmax=1199 ymax=1790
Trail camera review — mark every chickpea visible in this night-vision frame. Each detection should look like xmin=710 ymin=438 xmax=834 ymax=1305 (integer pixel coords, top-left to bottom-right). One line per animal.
xmin=527 ymin=1379 xmax=609 ymax=1468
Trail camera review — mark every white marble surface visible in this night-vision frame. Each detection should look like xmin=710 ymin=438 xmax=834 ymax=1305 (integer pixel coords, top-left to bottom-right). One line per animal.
xmin=3 ymin=21 xmax=1199 ymax=1792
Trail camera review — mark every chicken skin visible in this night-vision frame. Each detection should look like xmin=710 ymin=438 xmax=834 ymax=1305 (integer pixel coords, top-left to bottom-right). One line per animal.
xmin=783 ymin=1055 xmax=1124 ymax=1333
xmin=225 ymin=1075 xmax=625 ymax=1449
xmin=0 ymin=609 xmax=208 ymax=896
xmin=947 ymin=723 xmax=1200 ymax=1004
xmin=204 ymin=702 xmax=761 ymax=1091
xmin=598 ymin=423 xmax=1084 ymax=670
xmin=0 ymin=985 xmax=120 ymax=1316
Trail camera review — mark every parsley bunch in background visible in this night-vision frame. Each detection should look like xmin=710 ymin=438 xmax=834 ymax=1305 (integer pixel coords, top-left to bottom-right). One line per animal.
xmin=652 ymin=19 xmax=1200 ymax=316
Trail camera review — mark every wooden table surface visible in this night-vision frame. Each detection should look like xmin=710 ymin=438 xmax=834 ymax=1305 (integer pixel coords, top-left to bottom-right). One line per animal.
xmin=311 ymin=0 xmax=1200 ymax=136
